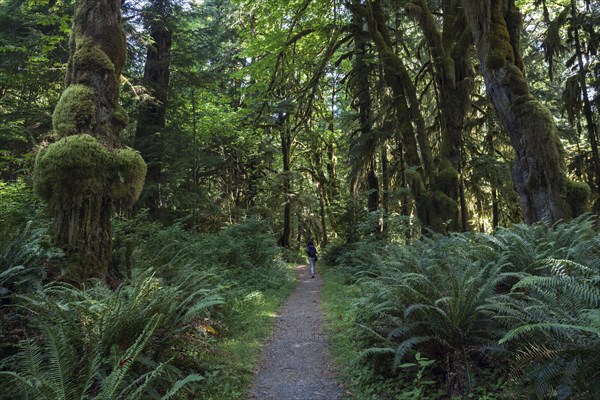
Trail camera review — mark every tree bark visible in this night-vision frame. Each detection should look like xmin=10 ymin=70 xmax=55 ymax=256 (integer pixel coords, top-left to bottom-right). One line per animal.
xmin=135 ymin=1 xmax=173 ymax=216
xmin=34 ymin=0 xmax=144 ymax=282
xmin=278 ymin=114 xmax=292 ymax=248
xmin=462 ymin=0 xmax=572 ymax=224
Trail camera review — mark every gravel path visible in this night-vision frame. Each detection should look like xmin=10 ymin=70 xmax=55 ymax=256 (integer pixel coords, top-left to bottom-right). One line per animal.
xmin=248 ymin=265 xmax=343 ymax=400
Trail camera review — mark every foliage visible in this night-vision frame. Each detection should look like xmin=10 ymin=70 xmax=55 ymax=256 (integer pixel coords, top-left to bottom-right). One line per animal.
xmin=482 ymin=217 xmax=600 ymax=398
xmin=326 ymin=215 xmax=600 ymax=398
xmin=0 ymin=0 xmax=71 ymax=179
xmin=0 ymin=277 xmax=208 ymax=399
xmin=113 ymin=214 xmax=291 ymax=293
xmin=0 ymin=179 xmax=47 ymax=247
xmin=1 ymin=209 xmax=295 ymax=399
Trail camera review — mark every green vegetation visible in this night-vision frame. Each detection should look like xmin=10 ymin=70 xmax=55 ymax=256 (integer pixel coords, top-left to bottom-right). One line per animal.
xmin=2 ymin=0 xmax=600 ymax=399
xmin=0 ymin=192 xmax=295 ymax=399
xmin=322 ymin=215 xmax=600 ymax=399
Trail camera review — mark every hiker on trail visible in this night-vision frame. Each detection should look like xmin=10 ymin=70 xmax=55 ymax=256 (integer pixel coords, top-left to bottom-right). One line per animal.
xmin=306 ymin=239 xmax=318 ymax=278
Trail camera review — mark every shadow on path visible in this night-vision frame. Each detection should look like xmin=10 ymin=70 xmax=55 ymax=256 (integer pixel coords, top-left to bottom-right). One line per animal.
xmin=248 ymin=265 xmax=343 ymax=400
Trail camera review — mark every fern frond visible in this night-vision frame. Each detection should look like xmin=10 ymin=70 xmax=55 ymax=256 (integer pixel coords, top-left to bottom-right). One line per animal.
xmin=355 ymin=346 xmax=395 ymax=363
xmin=392 ymin=336 xmax=434 ymax=369
xmin=43 ymin=324 xmax=79 ymax=400
xmin=500 ymin=322 xmax=600 ymax=344
xmin=158 ymin=374 xmax=204 ymax=400
xmin=98 ymin=313 xmax=162 ymax=400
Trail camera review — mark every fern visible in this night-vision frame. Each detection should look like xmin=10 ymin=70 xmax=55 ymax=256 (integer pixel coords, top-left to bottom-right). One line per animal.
xmin=487 ymin=255 xmax=600 ymax=397
xmin=98 ymin=314 xmax=161 ymax=400
xmin=345 ymin=216 xmax=600 ymax=397
xmin=158 ymin=374 xmax=204 ymax=400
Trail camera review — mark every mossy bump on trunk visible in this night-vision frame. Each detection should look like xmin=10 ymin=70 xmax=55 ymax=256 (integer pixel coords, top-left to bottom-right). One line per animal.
xmin=33 ymin=135 xmax=146 ymax=209
xmin=33 ymin=134 xmax=146 ymax=281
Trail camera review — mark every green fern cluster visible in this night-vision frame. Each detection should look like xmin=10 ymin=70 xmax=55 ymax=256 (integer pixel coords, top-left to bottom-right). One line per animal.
xmin=112 ymin=215 xmax=290 ymax=293
xmin=353 ymin=232 xmax=505 ymax=397
xmin=1 ymin=214 xmax=291 ymax=399
xmin=0 ymin=269 xmax=218 ymax=399
xmin=345 ymin=214 xmax=600 ymax=398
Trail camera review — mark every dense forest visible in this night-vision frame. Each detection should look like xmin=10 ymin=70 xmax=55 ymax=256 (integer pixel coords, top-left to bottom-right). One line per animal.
xmin=1 ymin=0 xmax=599 ymax=399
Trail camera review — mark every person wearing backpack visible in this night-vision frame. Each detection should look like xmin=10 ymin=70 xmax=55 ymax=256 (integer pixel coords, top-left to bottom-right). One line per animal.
xmin=306 ymin=239 xmax=318 ymax=278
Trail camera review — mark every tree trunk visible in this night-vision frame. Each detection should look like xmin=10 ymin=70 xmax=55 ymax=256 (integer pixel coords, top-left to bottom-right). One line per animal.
xmin=34 ymin=0 xmax=145 ymax=282
xmin=367 ymin=161 xmax=379 ymax=212
xmin=318 ymin=179 xmax=328 ymax=245
xmin=364 ymin=0 xmax=442 ymax=229
xmin=278 ymin=115 xmax=292 ymax=248
xmin=462 ymin=0 xmax=575 ymax=224
xmin=570 ymin=0 xmax=600 ymax=196
xmin=406 ymin=0 xmax=474 ymax=232
xmin=135 ymin=1 xmax=173 ymax=217
xmin=350 ymin=0 xmax=379 ymax=218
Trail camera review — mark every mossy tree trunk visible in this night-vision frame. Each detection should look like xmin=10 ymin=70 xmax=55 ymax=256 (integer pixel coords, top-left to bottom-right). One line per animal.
xmin=135 ymin=0 xmax=174 ymax=218
xmin=462 ymin=0 xmax=585 ymax=223
xmin=349 ymin=0 xmax=380 ymax=228
xmin=569 ymin=0 xmax=600 ymax=198
xmin=365 ymin=0 xmax=463 ymax=231
xmin=278 ymin=113 xmax=292 ymax=248
xmin=406 ymin=0 xmax=474 ymax=231
xmin=33 ymin=0 xmax=146 ymax=282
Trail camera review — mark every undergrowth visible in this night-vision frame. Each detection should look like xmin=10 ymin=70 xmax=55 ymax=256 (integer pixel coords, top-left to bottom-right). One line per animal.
xmin=323 ymin=214 xmax=600 ymax=399
xmin=0 ymin=184 xmax=296 ymax=399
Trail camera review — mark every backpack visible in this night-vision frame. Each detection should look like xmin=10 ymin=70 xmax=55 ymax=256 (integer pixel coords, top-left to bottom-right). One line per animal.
xmin=307 ymin=245 xmax=317 ymax=258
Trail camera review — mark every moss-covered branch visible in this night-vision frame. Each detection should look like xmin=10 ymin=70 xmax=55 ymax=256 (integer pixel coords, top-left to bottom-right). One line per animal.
xmin=462 ymin=0 xmax=588 ymax=223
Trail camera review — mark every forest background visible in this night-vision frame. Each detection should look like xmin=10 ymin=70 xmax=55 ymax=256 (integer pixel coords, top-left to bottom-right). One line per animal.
xmin=1 ymin=0 xmax=599 ymax=399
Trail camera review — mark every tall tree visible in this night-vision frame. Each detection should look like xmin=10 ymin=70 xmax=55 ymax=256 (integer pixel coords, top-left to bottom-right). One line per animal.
xmin=405 ymin=0 xmax=474 ymax=231
xmin=134 ymin=0 xmax=175 ymax=217
xmin=33 ymin=0 xmax=146 ymax=281
xmin=462 ymin=0 xmax=587 ymax=223
xmin=363 ymin=0 xmax=455 ymax=230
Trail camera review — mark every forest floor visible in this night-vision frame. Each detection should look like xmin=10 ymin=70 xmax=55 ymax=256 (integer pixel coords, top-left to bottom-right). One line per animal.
xmin=247 ymin=264 xmax=343 ymax=400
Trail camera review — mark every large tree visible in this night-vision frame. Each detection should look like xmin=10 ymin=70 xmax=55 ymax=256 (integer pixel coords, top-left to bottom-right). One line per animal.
xmin=33 ymin=0 xmax=146 ymax=281
xmin=462 ymin=0 xmax=588 ymax=224
xmin=134 ymin=0 xmax=175 ymax=217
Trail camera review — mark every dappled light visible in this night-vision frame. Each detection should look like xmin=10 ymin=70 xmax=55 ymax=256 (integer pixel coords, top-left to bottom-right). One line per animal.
xmin=1 ymin=0 xmax=599 ymax=399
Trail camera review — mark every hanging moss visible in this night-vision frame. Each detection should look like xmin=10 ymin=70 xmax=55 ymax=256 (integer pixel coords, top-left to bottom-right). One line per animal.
xmin=565 ymin=180 xmax=590 ymax=217
xmin=112 ymin=147 xmax=147 ymax=209
xmin=52 ymin=84 xmax=97 ymax=136
xmin=33 ymin=134 xmax=112 ymax=204
xmin=73 ymin=36 xmax=115 ymax=76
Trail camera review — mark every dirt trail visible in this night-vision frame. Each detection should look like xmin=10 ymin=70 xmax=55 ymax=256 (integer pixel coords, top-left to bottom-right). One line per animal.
xmin=248 ymin=265 xmax=343 ymax=400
